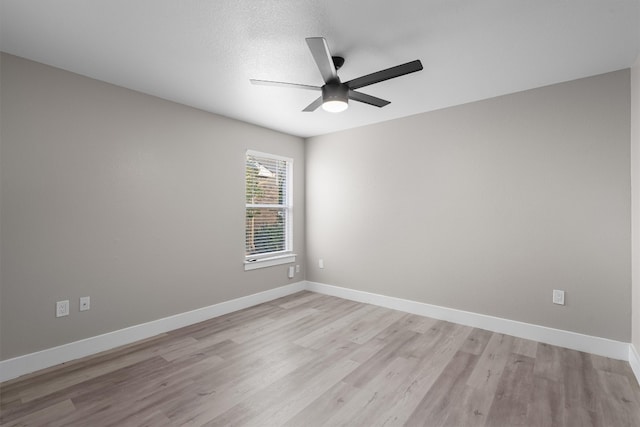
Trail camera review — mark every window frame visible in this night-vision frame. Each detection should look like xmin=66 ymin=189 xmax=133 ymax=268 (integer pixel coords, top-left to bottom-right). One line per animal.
xmin=244 ymin=150 xmax=295 ymax=271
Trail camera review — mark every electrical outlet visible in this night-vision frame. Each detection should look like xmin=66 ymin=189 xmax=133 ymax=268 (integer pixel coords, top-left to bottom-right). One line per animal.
xmin=288 ymin=266 xmax=295 ymax=278
xmin=80 ymin=296 xmax=90 ymax=311
xmin=295 ymin=264 xmax=300 ymax=273
xmin=319 ymin=259 xmax=324 ymax=269
xmin=552 ymin=289 xmax=565 ymax=305
xmin=56 ymin=300 xmax=70 ymax=317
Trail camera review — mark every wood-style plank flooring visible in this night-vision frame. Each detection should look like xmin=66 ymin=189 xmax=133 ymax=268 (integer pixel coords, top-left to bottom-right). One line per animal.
xmin=1 ymin=291 xmax=639 ymax=426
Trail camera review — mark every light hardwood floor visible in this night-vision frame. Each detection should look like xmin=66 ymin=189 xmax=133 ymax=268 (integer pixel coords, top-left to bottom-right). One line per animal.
xmin=1 ymin=291 xmax=639 ymax=426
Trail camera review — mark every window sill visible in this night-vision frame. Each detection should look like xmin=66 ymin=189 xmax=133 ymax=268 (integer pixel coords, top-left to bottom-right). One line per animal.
xmin=244 ymin=253 xmax=296 ymax=271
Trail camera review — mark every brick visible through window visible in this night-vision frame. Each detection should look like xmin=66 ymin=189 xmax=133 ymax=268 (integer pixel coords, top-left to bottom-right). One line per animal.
xmin=245 ymin=151 xmax=292 ymax=258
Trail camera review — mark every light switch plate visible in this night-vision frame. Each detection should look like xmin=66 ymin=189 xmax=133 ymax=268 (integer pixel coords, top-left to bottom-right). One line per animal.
xmin=56 ymin=300 xmax=70 ymax=317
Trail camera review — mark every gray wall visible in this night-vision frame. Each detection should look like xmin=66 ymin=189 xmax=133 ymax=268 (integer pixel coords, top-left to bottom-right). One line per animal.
xmin=0 ymin=53 xmax=306 ymax=360
xmin=306 ymin=70 xmax=631 ymax=342
xmin=0 ymin=52 xmax=633 ymax=361
xmin=633 ymin=57 xmax=640 ymax=352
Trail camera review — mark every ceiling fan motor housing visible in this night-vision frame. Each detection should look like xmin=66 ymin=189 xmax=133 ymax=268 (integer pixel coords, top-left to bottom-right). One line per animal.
xmin=322 ymin=83 xmax=349 ymax=104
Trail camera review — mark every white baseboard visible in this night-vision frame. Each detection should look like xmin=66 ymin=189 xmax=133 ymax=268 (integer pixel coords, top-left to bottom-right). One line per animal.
xmin=306 ymin=281 xmax=631 ymax=362
xmin=2 ymin=279 xmax=636 ymax=385
xmin=630 ymin=344 xmax=640 ymax=386
xmin=0 ymin=281 xmax=306 ymax=383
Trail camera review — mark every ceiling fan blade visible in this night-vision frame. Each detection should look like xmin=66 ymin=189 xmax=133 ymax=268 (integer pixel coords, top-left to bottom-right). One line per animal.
xmin=345 ymin=60 xmax=423 ymax=90
xmin=348 ymin=90 xmax=390 ymax=108
xmin=250 ymin=79 xmax=321 ymax=91
xmin=306 ymin=37 xmax=338 ymax=84
xmin=302 ymin=96 xmax=323 ymax=112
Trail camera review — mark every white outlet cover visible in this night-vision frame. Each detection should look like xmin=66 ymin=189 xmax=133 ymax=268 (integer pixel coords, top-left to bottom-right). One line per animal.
xmin=80 ymin=296 xmax=90 ymax=311
xmin=552 ymin=290 xmax=565 ymax=305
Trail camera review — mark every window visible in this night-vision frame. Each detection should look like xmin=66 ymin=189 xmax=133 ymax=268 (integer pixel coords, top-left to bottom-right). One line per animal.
xmin=245 ymin=150 xmax=294 ymax=270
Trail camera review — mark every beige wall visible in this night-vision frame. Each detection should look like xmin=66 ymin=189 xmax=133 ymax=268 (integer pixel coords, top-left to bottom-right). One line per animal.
xmin=0 ymin=53 xmax=306 ymax=359
xmin=632 ymin=57 xmax=640 ymax=352
xmin=306 ymin=70 xmax=631 ymax=341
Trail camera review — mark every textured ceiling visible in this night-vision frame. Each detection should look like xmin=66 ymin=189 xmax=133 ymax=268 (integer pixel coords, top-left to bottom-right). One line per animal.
xmin=1 ymin=0 xmax=639 ymax=138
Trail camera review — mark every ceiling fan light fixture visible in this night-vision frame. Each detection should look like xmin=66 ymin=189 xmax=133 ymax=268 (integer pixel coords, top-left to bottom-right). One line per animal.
xmin=322 ymin=83 xmax=349 ymax=113
xmin=322 ymin=99 xmax=348 ymax=113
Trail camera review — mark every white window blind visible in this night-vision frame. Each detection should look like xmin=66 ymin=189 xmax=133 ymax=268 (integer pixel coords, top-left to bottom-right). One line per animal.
xmin=245 ymin=151 xmax=292 ymax=259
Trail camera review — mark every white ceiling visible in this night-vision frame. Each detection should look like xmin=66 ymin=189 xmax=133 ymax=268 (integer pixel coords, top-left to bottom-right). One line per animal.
xmin=1 ymin=0 xmax=639 ymax=138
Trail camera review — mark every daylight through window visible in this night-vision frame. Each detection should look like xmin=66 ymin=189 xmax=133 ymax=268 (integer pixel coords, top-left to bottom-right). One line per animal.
xmin=245 ymin=151 xmax=292 ymax=259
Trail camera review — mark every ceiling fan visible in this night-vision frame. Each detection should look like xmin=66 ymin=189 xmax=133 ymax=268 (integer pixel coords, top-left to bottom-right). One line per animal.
xmin=250 ymin=37 xmax=423 ymax=113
